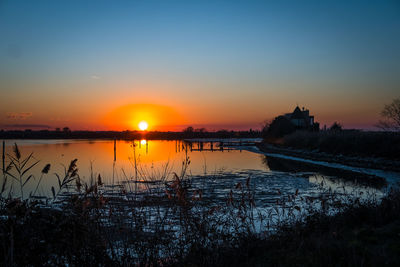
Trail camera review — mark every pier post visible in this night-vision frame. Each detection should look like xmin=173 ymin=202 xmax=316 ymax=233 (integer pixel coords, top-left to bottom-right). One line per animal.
xmin=2 ymin=140 xmax=5 ymax=174
xmin=113 ymin=139 xmax=116 ymax=162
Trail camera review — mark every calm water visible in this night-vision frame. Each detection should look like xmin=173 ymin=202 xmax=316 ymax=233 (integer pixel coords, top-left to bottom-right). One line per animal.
xmin=2 ymin=139 xmax=386 ymax=202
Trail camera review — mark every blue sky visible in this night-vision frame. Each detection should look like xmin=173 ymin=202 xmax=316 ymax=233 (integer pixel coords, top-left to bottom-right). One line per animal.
xmin=0 ymin=0 xmax=399 ymax=130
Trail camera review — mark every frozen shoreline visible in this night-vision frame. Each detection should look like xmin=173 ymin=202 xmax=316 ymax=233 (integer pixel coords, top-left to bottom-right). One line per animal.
xmin=240 ymin=145 xmax=400 ymax=184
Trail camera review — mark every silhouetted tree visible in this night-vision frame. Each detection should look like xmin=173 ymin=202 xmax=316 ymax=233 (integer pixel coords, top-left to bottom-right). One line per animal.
xmin=195 ymin=128 xmax=206 ymax=133
xmin=377 ymin=98 xmax=400 ymax=131
xmin=329 ymin=122 xmax=342 ymax=131
xmin=183 ymin=126 xmax=194 ymax=133
xmin=63 ymin=127 xmax=71 ymax=133
xmin=261 ymin=120 xmax=271 ymax=137
xmin=264 ymin=116 xmax=295 ymax=138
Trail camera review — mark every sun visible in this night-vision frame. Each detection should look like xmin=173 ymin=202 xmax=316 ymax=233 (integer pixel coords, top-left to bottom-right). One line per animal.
xmin=138 ymin=121 xmax=148 ymax=131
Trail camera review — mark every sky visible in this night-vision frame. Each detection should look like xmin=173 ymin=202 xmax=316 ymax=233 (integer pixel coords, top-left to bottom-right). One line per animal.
xmin=0 ymin=0 xmax=399 ymax=131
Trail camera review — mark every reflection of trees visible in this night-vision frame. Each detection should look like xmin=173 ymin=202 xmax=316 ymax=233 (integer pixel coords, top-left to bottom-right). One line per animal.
xmin=261 ymin=155 xmax=386 ymax=188
xmin=261 ymin=155 xmax=307 ymax=173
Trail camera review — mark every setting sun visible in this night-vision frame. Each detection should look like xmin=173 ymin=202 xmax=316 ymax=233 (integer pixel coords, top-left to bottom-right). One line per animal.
xmin=138 ymin=121 xmax=148 ymax=131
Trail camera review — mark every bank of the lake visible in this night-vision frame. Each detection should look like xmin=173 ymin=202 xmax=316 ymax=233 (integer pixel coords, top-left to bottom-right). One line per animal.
xmin=257 ymin=142 xmax=400 ymax=173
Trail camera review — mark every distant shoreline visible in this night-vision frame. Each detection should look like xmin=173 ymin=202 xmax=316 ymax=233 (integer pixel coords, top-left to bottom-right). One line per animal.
xmin=0 ymin=130 xmax=262 ymax=140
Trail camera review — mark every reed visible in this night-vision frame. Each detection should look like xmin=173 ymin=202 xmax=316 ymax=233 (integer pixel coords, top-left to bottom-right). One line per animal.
xmin=3 ymin=143 xmax=40 ymax=199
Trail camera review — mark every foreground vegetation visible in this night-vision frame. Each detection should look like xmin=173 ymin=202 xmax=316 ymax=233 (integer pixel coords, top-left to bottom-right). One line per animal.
xmin=0 ymin=144 xmax=399 ymax=266
xmin=187 ymin=187 xmax=400 ymax=266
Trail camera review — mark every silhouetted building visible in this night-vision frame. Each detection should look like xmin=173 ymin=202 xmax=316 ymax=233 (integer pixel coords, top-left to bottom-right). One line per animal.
xmin=284 ymin=106 xmax=319 ymax=130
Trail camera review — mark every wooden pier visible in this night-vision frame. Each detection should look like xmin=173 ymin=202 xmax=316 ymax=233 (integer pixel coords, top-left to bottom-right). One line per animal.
xmin=182 ymin=138 xmax=261 ymax=152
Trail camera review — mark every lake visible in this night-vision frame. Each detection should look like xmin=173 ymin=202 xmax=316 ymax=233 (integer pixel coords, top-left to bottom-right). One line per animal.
xmin=1 ymin=139 xmax=386 ymax=205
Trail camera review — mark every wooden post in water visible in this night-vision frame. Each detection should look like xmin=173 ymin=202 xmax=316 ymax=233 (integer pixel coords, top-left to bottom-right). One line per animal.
xmin=2 ymin=140 xmax=5 ymax=174
xmin=112 ymin=138 xmax=117 ymax=187
xmin=113 ymin=139 xmax=116 ymax=162
xmin=133 ymin=141 xmax=138 ymax=200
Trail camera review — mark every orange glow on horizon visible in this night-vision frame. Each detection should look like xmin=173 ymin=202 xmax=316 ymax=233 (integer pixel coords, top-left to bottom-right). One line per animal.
xmin=102 ymin=103 xmax=186 ymax=131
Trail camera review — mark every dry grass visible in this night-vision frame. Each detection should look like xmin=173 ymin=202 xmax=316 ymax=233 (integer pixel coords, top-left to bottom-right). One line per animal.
xmin=281 ymin=130 xmax=400 ymax=159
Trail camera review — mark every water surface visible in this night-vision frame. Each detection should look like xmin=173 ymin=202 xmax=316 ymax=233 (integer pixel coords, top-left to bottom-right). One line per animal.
xmin=2 ymin=139 xmax=386 ymax=201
